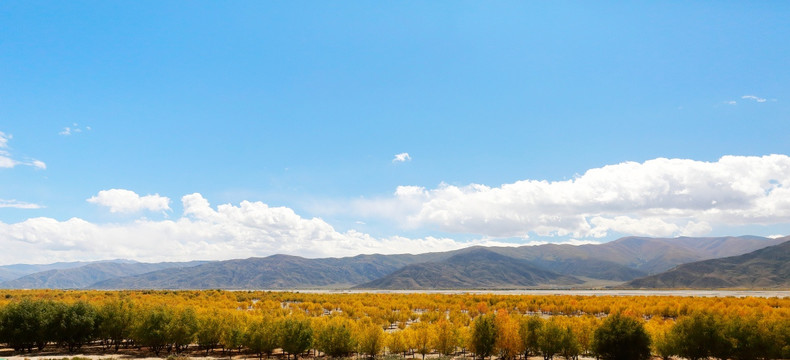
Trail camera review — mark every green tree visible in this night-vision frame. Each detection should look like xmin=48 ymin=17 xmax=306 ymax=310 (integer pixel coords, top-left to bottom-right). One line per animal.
xmin=97 ymin=298 xmax=135 ymax=351
xmin=651 ymin=327 xmax=676 ymax=360
xmin=727 ymin=315 xmax=769 ymax=360
xmin=315 ymin=317 xmax=355 ymax=358
xmin=537 ymin=319 xmax=564 ymax=360
xmin=280 ymin=316 xmax=313 ymax=360
xmin=471 ymin=313 xmax=497 ymax=360
xmin=166 ymin=307 xmax=198 ymax=354
xmin=244 ymin=317 xmax=280 ymax=359
xmin=196 ymin=311 xmax=223 ymax=355
xmin=0 ymin=299 xmax=53 ymax=352
xmin=559 ymin=326 xmax=580 ymax=360
xmin=54 ymin=301 xmax=98 ymax=353
xmin=519 ymin=315 xmax=542 ymax=358
xmin=670 ymin=312 xmax=726 ymax=360
xmin=221 ymin=314 xmax=245 ymax=354
xmin=591 ymin=313 xmax=651 ymax=360
xmin=133 ymin=306 xmax=172 ymax=356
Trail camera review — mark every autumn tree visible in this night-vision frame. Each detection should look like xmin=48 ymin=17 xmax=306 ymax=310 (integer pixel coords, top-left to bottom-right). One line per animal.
xmin=244 ymin=317 xmax=280 ymax=359
xmin=166 ymin=307 xmax=198 ymax=354
xmin=537 ymin=318 xmax=564 ymax=360
xmin=433 ymin=318 xmax=459 ymax=356
xmin=645 ymin=316 xmax=675 ymax=360
xmin=196 ymin=311 xmax=224 ymax=354
xmin=315 ymin=317 xmax=355 ymax=358
xmin=221 ymin=313 xmax=246 ymax=354
xmin=411 ymin=322 xmax=433 ymax=360
xmin=494 ymin=310 xmax=522 ymax=360
xmin=97 ymin=298 xmax=135 ymax=351
xmin=357 ymin=322 xmax=385 ymax=359
xmin=559 ymin=326 xmax=580 ymax=360
xmin=591 ymin=313 xmax=651 ymax=360
xmin=280 ymin=316 xmax=313 ymax=360
xmin=386 ymin=330 xmax=408 ymax=357
xmin=457 ymin=324 xmax=472 ymax=357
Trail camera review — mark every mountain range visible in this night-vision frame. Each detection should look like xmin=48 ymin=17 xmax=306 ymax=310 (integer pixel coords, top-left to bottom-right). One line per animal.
xmin=625 ymin=239 xmax=790 ymax=288
xmin=0 ymin=235 xmax=786 ymax=290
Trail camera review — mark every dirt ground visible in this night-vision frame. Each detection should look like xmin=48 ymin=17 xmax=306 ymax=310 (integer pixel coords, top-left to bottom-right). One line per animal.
xmin=0 ymin=344 xmax=600 ymax=360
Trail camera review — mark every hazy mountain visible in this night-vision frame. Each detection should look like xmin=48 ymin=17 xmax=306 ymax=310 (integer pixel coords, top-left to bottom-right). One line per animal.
xmin=355 ymin=248 xmax=583 ymax=289
xmin=91 ymin=253 xmax=443 ymax=290
xmin=625 ymin=238 xmax=790 ymax=288
xmin=489 ymin=235 xmax=783 ymax=276
xmin=11 ymin=235 xmax=781 ymax=290
xmin=0 ymin=259 xmax=137 ymax=283
xmin=0 ymin=261 xmax=209 ymax=289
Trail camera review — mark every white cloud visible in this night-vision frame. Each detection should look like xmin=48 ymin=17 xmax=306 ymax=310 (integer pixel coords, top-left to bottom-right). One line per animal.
xmin=0 ymin=194 xmax=469 ymax=264
xmin=742 ymin=95 xmax=767 ymax=103
xmin=59 ymin=123 xmax=90 ymax=136
xmin=725 ymin=100 xmax=737 ymax=105
xmin=0 ymin=199 xmax=43 ymax=209
xmin=0 ymin=153 xmax=16 ymax=168
xmin=356 ymin=155 xmax=790 ymax=239
xmin=522 ymin=239 xmax=601 ymax=247
xmin=0 ymin=132 xmax=10 ymax=148
xmin=767 ymin=234 xmax=785 ymax=239
xmin=0 ymin=131 xmax=46 ymax=170
xmin=87 ymin=189 xmax=171 ymax=213
xmin=392 ymin=152 xmax=411 ymax=163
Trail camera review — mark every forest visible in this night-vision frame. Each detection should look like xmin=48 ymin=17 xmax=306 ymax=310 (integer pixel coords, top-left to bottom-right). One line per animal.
xmin=0 ymin=290 xmax=788 ymax=360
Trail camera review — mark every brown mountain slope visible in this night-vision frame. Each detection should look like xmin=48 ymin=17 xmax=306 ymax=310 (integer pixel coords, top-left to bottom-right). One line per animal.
xmin=625 ymin=238 xmax=790 ymax=288
xmin=91 ymin=253 xmax=442 ymax=289
xmin=355 ymin=248 xmax=583 ymax=289
xmin=490 ymin=235 xmax=782 ymax=276
xmin=0 ymin=261 xmax=208 ymax=289
xmin=85 ymin=235 xmax=781 ymax=290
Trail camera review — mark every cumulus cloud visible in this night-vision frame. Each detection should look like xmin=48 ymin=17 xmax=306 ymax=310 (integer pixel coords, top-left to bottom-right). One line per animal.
xmin=742 ymin=95 xmax=767 ymax=103
xmin=87 ymin=189 xmax=171 ymax=213
xmin=0 ymin=194 xmax=469 ymax=264
xmin=357 ymin=155 xmax=790 ymax=239
xmin=392 ymin=152 xmax=411 ymax=163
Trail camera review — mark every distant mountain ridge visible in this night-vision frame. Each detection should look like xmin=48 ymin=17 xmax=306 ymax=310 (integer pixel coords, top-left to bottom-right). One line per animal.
xmin=91 ymin=253 xmax=449 ymax=290
xmin=0 ymin=235 xmax=784 ymax=290
xmin=486 ymin=235 xmax=778 ymax=275
xmin=355 ymin=248 xmax=583 ymax=289
xmin=0 ymin=259 xmax=133 ymax=283
xmin=625 ymin=237 xmax=790 ymax=288
xmin=0 ymin=261 xmax=208 ymax=289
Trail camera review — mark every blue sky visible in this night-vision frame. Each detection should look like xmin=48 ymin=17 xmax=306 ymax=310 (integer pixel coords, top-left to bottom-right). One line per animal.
xmin=1 ymin=2 xmax=789 ymax=264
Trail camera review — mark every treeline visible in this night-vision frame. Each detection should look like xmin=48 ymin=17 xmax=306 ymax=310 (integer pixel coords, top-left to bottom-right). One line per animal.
xmin=1 ymin=299 xmax=788 ymax=360
xmin=0 ymin=292 xmax=788 ymax=360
